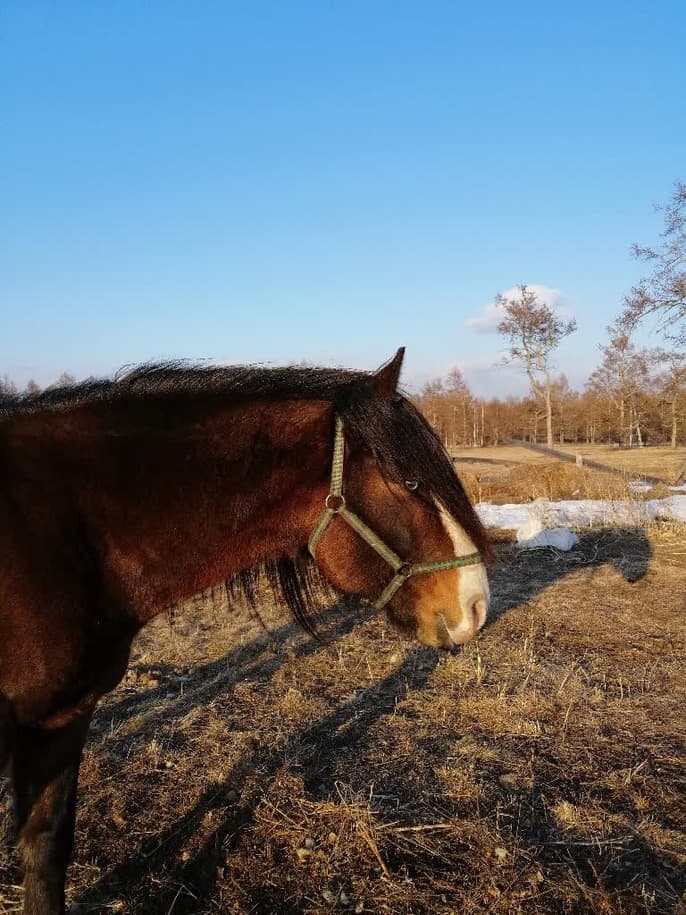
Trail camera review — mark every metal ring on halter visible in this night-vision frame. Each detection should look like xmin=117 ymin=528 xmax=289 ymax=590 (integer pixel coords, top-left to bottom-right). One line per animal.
xmin=325 ymin=493 xmax=346 ymax=512
xmin=397 ymin=561 xmax=413 ymax=579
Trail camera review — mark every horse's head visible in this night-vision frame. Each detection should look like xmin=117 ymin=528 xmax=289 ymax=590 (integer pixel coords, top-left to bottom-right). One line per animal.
xmin=308 ymin=349 xmax=491 ymax=649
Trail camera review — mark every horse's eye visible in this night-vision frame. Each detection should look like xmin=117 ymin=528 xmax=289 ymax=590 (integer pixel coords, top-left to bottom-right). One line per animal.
xmin=405 ymin=480 xmax=419 ymax=491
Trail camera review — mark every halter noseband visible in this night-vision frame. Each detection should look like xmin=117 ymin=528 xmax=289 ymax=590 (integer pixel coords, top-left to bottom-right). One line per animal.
xmin=308 ymin=415 xmax=483 ymax=611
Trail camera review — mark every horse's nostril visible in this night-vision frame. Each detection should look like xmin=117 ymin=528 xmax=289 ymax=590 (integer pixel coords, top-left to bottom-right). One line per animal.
xmin=472 ymin=598 xmax=487 ymax=631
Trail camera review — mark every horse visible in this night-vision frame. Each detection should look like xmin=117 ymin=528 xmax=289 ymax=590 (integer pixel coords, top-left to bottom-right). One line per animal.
xmin=0 ymin=347 xmax=491 ymax=914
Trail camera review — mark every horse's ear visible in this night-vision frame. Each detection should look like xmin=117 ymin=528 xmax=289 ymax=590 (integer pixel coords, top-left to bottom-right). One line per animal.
xmin=373 ymin=347 xmax=405 ymax=399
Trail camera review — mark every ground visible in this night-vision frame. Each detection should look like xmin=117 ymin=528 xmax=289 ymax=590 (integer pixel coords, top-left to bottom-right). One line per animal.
xmin=451 ymin=444 xmax=686 ymax=504
xmin=551 ymin=446 xmax=686 ymax=483
xmin=451 ymin=444 xmax=686 ymax=483
xmin=1 ymin=524 xmax=684 ymax=914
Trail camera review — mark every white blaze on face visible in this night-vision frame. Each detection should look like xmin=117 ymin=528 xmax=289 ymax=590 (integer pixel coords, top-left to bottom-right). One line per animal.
xmin=437 ymin=503 xmax=490 ymax=643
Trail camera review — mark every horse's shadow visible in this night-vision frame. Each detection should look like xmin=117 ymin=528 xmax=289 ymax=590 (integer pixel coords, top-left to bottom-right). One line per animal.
xmin=487 ymin=526 xmax=653 ymax=620
xmin=69 ymin=527 xmax=657 ymax=912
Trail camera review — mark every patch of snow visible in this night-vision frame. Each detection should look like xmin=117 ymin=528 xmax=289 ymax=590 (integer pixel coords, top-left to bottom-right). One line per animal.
xmin=513 ymin=509 xmax=579 ymax=551
xmin=628 ymin=480 xmax=686 ymax=494
xmin=517 ymin=527 xmax=580 ymax=551
xmin=476 ymin=494 xmax=686 ymax=542
xmin=476 ymin=502 xmax=530 ymax=531
xmin=515 ymin=512 xmax=546 ymax=542
xmin=664 ymin=495 xmax=686 ymax=522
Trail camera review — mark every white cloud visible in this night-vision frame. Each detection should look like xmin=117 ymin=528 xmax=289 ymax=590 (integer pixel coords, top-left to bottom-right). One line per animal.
xmin=466 ymin=284 xmax=571 ymax=334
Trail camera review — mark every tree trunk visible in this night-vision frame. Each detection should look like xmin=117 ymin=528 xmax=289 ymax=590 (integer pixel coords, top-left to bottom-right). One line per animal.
xmin=636 ymin=417 xmax=643 ymax=447
xmin=619 ymin=398 xmax=625 ymax=445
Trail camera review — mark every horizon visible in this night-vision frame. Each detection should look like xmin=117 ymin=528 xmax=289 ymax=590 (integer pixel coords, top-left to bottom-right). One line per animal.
xmin=2 ymin=2 xmax=685 ymax=397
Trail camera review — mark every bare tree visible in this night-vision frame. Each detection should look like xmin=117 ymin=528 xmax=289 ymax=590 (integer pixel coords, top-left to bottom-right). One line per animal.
xmin=25 ymin=379 xmax=41 ymax=396
xmin=1 ymin=374 xmax=18 ymax=398
xmin=418 ymin=369 xmax=473 ymax=447
xmin=551 ymin=374 xmax=574 ymax=443
xmin=620 ymin=181 xmax=686 ymax=343
xmin=587 ymin=327 xmax=650 ymax=445
xmin=651 ymin=348 xmax=686 ymax=449
xmin=445 ymin=367 xmax=471 ymax=447
xmin=419 ymin=377 xmax=446 ymax=442
xmin=496 ymin=284 xmax=577 ymax=446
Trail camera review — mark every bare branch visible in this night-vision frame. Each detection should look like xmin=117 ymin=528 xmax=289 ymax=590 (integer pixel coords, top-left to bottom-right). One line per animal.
xmin=620 ymin=180 xmax=686 ymax=343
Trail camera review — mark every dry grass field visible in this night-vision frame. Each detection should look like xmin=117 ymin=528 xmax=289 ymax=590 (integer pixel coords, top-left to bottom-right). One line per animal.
xmin=1 ymin=525 xmax=684 ymax=914
xmin=452 ymin=444 xmax=686 ymax=481
xmin=451 ymin=447 xmax=556 ymax=479
xmin=551 ymin=447 xmax=686 ymax=484
xmin=451 ymin=445 xmax=686 ymax=505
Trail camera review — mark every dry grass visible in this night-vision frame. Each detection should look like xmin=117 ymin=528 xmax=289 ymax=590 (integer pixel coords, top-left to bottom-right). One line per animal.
xmin=452 ymin=445 xmax=686 ymax=484
xmin=452 ymin=444 xmax=686 ymax=505
xmin=458 ymin=462 xmax=639 ymax=505
xmin=451 ymin=447 xmax=555 ymax=479
xmin=551 ymin=446 xmax=686 ymax=483
xmin=1 ymin=528 xmax=684 ymax=914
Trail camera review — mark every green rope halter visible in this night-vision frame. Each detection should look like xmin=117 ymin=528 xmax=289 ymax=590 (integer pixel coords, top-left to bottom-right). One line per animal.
xmin=308 ymin=415 xmax=483 ymax=611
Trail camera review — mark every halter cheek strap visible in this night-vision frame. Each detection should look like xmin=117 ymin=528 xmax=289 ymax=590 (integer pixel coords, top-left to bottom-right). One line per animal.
xmin=308 ymin=415 xmax=482 ymax=611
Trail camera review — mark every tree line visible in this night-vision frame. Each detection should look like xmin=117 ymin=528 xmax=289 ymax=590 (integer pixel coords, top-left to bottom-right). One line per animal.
xmin=416 ymin=341 xmax=685 ymax=449
xmin=418 ymin=181 xmax=685 ymax=449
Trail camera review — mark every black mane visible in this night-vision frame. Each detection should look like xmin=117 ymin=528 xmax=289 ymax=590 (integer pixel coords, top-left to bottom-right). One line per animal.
xmin=2 ymin=361 xmax=490 ymax=632
xmin=0 ymin=361 xmax=373 ymax=415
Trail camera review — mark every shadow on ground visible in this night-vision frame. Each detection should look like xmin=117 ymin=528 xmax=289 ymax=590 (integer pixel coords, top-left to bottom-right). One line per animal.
xmin=57 ymin=527 xmax=684 ymax=915
xmin=4 ymin=527 xmax=678 ymax=914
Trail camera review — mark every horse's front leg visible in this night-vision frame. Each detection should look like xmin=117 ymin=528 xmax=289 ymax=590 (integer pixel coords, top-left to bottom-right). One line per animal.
xmin=12 ymin=711 xmax=92 ymax=915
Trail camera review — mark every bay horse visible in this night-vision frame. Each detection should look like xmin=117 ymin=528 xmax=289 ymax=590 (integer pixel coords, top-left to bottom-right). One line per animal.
xmin=0 ymin=347 xmax=490 ymax=914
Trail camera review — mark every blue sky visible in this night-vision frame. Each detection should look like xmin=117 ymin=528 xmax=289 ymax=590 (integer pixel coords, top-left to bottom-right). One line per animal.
xmin=1 ymin=1 xmax=684 ymax=395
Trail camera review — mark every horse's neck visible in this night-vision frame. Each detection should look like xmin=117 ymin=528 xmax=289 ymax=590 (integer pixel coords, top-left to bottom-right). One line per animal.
xmin=85 ymin=398 xmax=332 ymax=622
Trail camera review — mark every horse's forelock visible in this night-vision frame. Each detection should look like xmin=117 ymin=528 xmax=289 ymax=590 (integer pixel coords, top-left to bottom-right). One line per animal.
xmin=339 ymin=395 xmax=492 ymax=563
